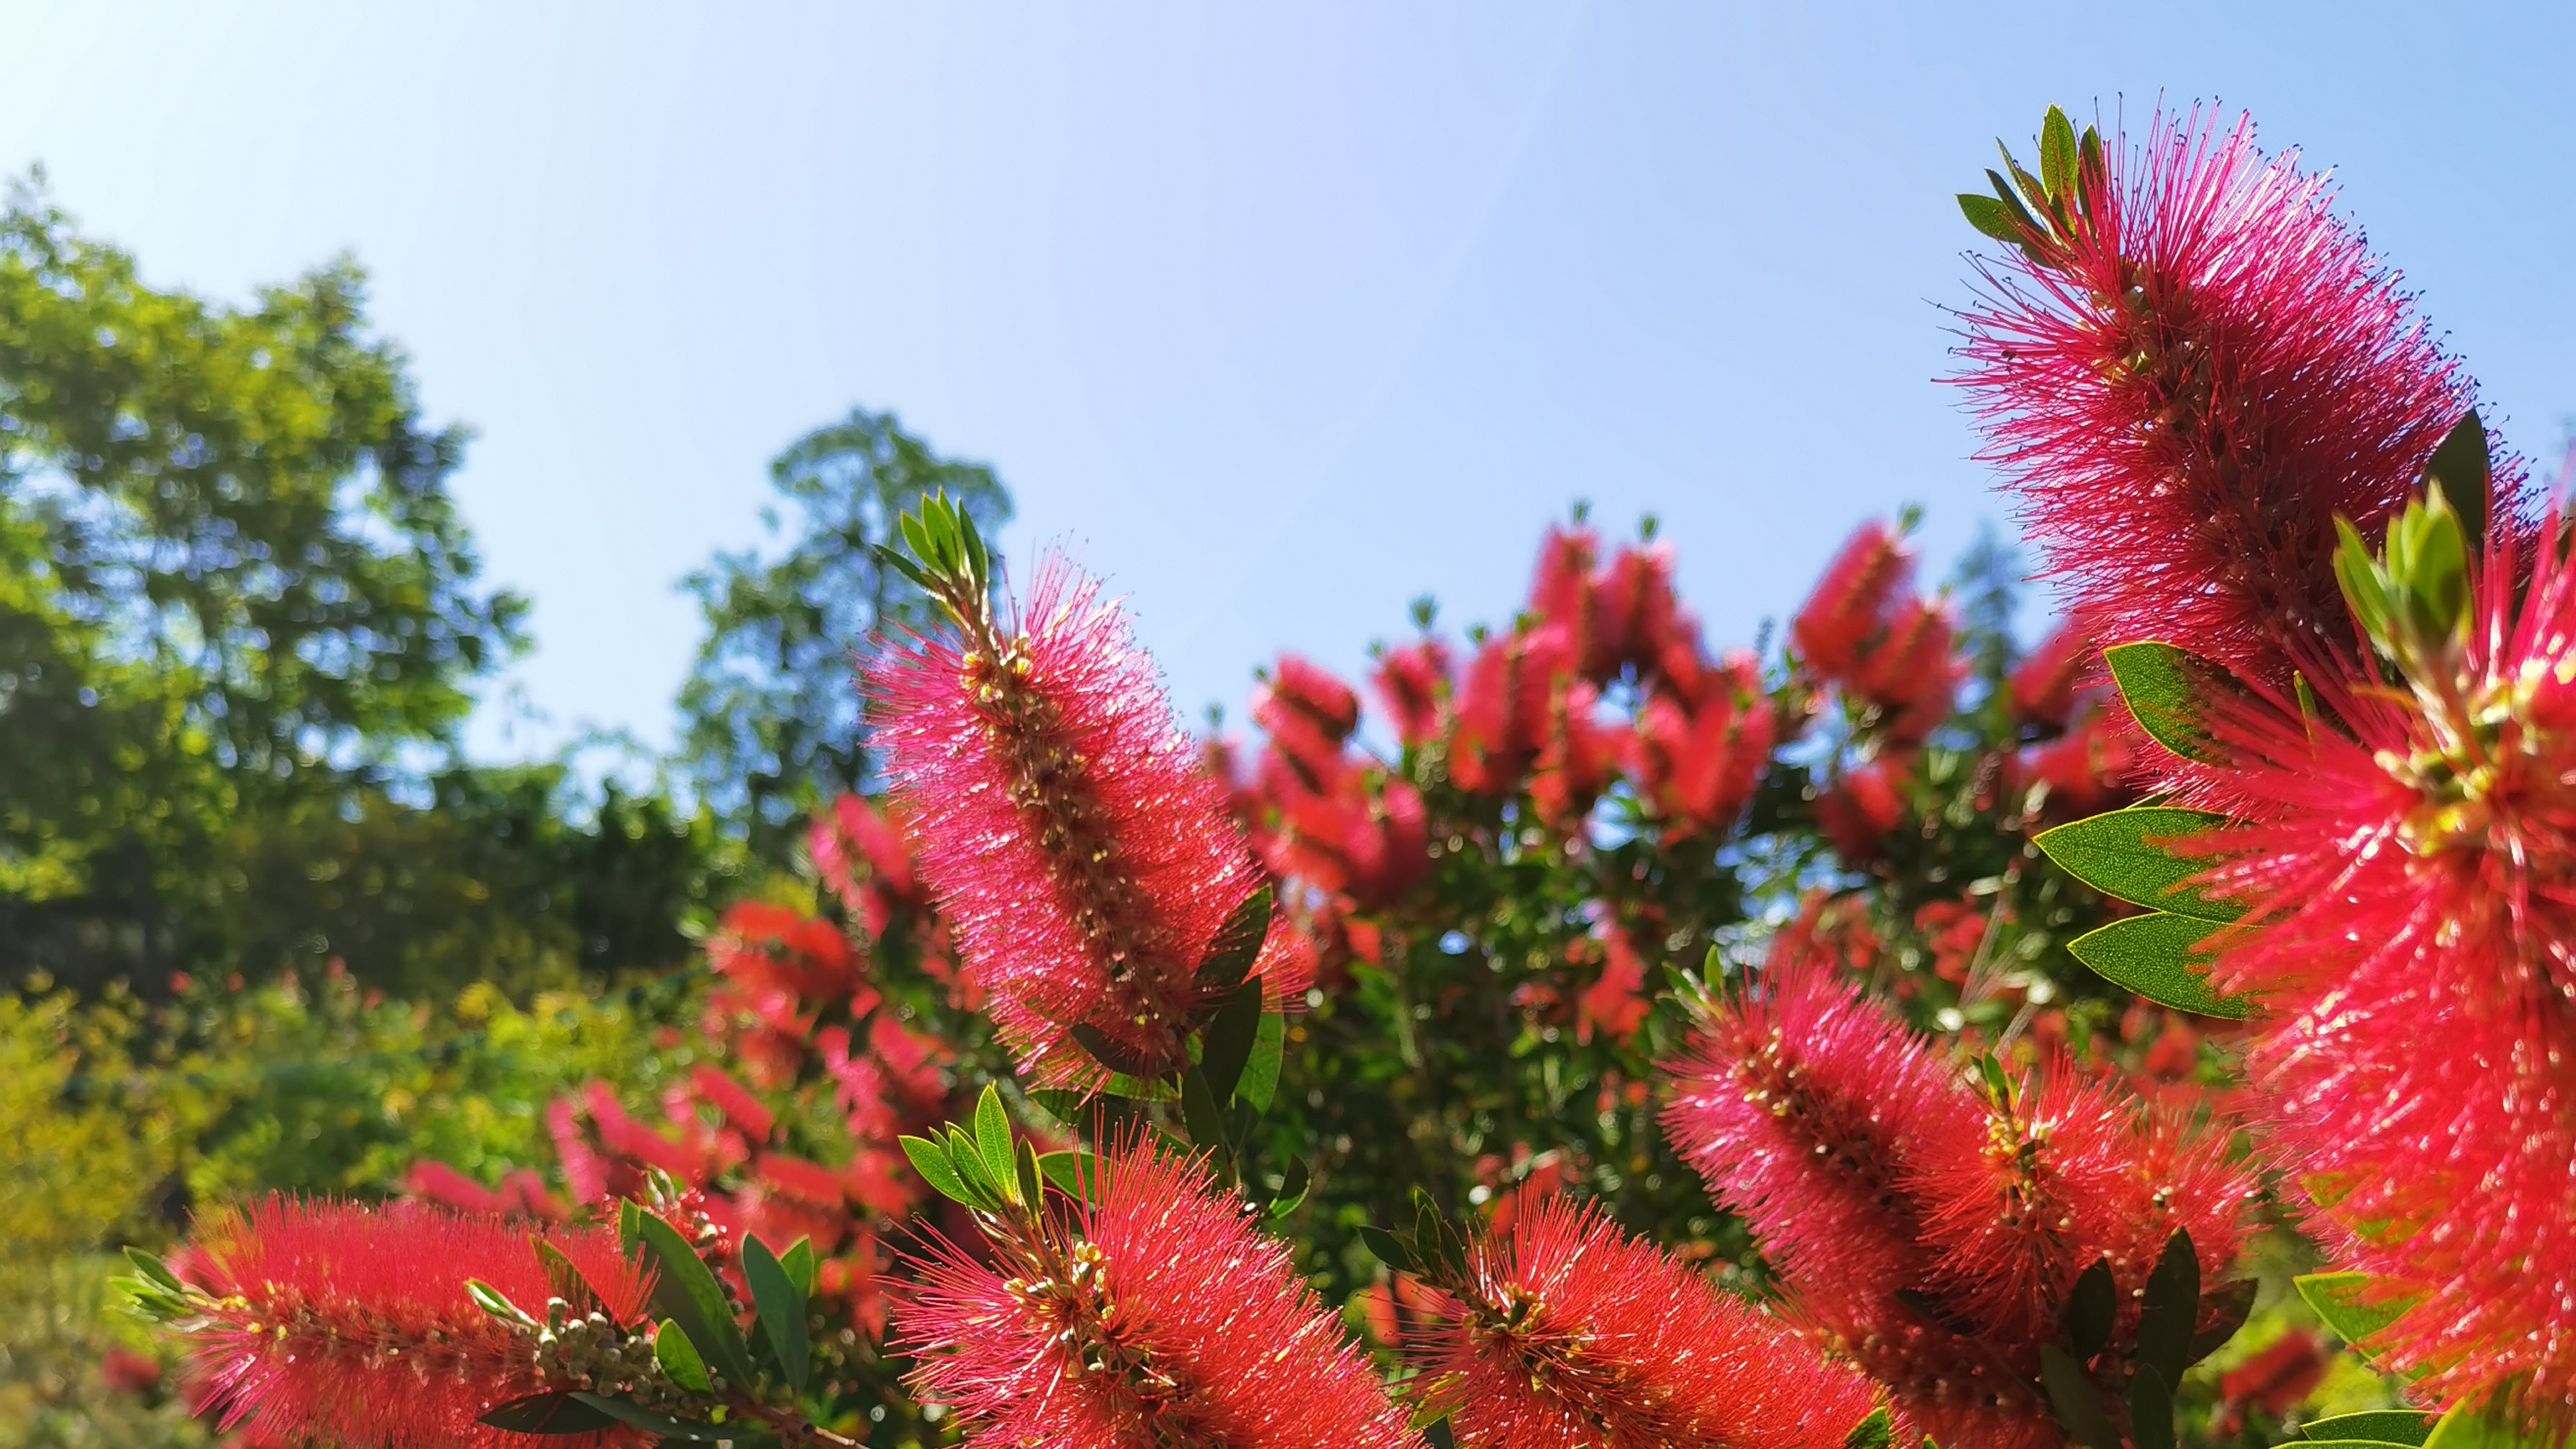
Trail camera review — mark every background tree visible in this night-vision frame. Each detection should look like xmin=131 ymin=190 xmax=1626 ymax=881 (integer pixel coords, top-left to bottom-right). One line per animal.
xmin=678 ymin=408 xmax=1011 ymax=860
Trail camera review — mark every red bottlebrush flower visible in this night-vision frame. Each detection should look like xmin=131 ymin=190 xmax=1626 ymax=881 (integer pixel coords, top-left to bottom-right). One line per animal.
xmin=1633 ymin=652 xmax=1775 ymax=835
xmin=1576 ymin=927 xmax=1653 ymax=1046
xmin=2187 ymin=527 xmax=2576 ymax=1424
xmin=1528 ymin=678 xmax=1621 ymax=830
xmin=2007 ymin=624 xmax=2091 ymax=730
xmin=406 ymin=1160 xmax=515 ymax=1216
xmin=1854 ymin=597 xmax=1959 ymax=745
xmin=1452 ymin=625 xmax=1577 ymax=795
xmin=2218 ymin=1331 xmax=2328 ymax=1417
xmin=1261 ymin=762 xmax=1429 ymax=911
xmin=1662 ymin=946 xmax=2249 ymax=1449
xmin=1955 ymin=108 xmax=2519 ymax=692
xmin=689 ymin=1062 xmax=776 ymax=1144
xmin=1254 ymin=654 xmax=1363 ymax=789
xmin=893 ymin=1140 xmax=1415 ymax=1447
xmin=1407 ymin=1185 xmax=1881 ymax=1449
xmin=1793 ymin=522 xmax=1912 ymax=683
xmin=101 ymin=1346 xmax=163 ymax=1395
xmin=1591 ymin=543 xmax=1687 ymax=684
xmin=812 ymin=793 xmax=925 ymax=926
xmin=1529 ymin=524 xmax=1602 ymax=663
xmin=2021 ymin=705 xmax=2135 ymax=818
xmin=1372 ymin=638 xmax=1452 ymax=749
xmin=174 ymin=1197 xmax=651 ymax=1449
xmin=1815 ymin=757 xmax=1909 ymax=865
xmin=866 ymin=555 xmax=1307 ymax=1086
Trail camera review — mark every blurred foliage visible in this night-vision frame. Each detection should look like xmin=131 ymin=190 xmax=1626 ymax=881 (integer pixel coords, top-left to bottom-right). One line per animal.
xmin=678 ymin=408 xmax=1011 ymax=856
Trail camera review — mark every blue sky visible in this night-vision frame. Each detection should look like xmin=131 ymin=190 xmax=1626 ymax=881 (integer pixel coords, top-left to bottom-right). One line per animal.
xmin=3 ymin=2 xmax=2568 ymax=766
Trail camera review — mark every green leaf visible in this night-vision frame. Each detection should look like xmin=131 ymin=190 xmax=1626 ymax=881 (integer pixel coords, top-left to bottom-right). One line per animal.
xmin=2296 ymin=1272 xmax=2421 ymax=1353
xmin=2104 ymin=641 xmax=2236 ymax=763
xmin=533 ymin=1240 xmax=605 ymax=1316
xmin=1196 ymin=883 xmax=1275 ymax=989
xmin=617 ymin=1200 xmax=643 ymax=1258
xmin=1198 ymin=976 xmax=1266 ymax=1105
xmin=2422 ymin=1403 xmax=2526 ymax=1449
xmin=2067 ymin=913 xmax=2250 ymax=1018
xmin=2035 ymin=808 xmax=2243 ymax=921
xmin=743 ymin=1235 xmax=810 ymax=1396
xmin=2062 ymin=1257 xmax=2116 ymax=1361
xmin=1986 ymin=169 xmax=2045 ymax=236
xmin=1358 ymin=1224 xmax=1417 ymax=1272
xmin=564 ymin=1391 xmax=732 ymax=1442
xmin=2078 ymin=124 xmax=2106 ymax=198
xmin=2190 ymin=1278 xmax=2258 ymax=1363
xmin=631 ymin=1209 xmax=755 ymax=1388
xmin=467 ymin=1279 xmax=537 ymax=1326
xmin=943 ymin=1124 xmax=1005 ymax=1204
xmin=1067 ymin=1021 xmax=1167 ymax=1079
xmin=1180 ymin=1063 xmax=1230 ymax=1156
xmin=1236 ymin=1011 xmax=1286 ymax=1113
xmin=122 ymin=1248 xmax=183 ymax=1294
xmin=1958 ymin=193 xmax=2021 ymax=242
xmin=479 ymin=1393 xmax=626 ymax=1434
xmin=2302 ymin=1411 xmax=2434 ymax=1446
xmin=900 ymin=1134 xmax=975 ymax=1207
xmin=1036 ymin=1149 xmax=1101 ymax=1200
xmin=2423 ymin=410 xmax=2491 ymax=548
xmin=1267 ymin=1154 xmax=1311 ymax=1219
xmin=780 ymin=1237 xmax=817 ymax=1299
xmin=653 ymin=1317 xmax=714 ymax=1394
xmin=2040 ymin=106 xmax=2078 ymax=202
xmin=2038 ymin=1342 xmax=2120 ymax=1449
xmin=2136 ymin=1228 xmax=2199 ymax=1391
xmin=1423 ymin=1415 xmax=1457 ymax=1449
xmin=1844 ymin=1406 xmax=1896 ymax=1449
xmin=2128 ymin=1363 xmax=2176 ymax=1449
xmin=974 ymin=1083 xmax=1018 ymax=1205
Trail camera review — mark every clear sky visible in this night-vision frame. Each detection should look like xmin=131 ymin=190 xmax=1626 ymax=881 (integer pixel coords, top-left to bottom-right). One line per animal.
xmin=3 ymin=2 xmax=2568 ymax=766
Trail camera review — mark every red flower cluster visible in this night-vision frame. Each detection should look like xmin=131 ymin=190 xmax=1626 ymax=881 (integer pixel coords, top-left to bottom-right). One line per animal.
xmin=176 ymin=1197 xmax=652 ymax=1449
xmin=867 ymin=555 xmax=1309 ymax=1086
xmin=894 ymin=1140 xmax=1415 ymax=1447
xmin=1661 ymin=946 xmax=2250 ymax=1448
xmin=1791 ymin=522 xmax=1958 ymax=748
xmin=1404 ymin=1184 xmax=1880 ymax=1449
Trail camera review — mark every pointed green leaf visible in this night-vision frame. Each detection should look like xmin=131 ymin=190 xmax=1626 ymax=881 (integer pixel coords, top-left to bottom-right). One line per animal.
xmin=779 ymin=1236 xmax=817 ymax=1298
xmin=2038 ymin=1343 xmax=2120 ymax=1449
xmin=1180 ymin=1063 xmax=1230 ymax=1156
xmin=2296 ymin=1272 xmax=2421 ymax=1354
xmin=2302 ymin=1410 xmax=2433 ymax=1445
xmin=467 ymin=1279 xmax=538 ymax=1326
xmin=616 ymin=1200 xmax=643 ymax=1258
xmin=1199 ymin=976 xmax=1266 ymax=1105
xmin=2035 ymin=808 xmax=2243 ymax=922
xmin=1843 ymin=1406 xmax=1896 ymax=1449
xmin=2189 ymin=1278 xmax=2257 ymax=1364
xmin=2136 ymin=1229 xmax=2199 ymax=1392
xmin=653 ymin=1317 xmax=714 ymax=1394
xmin=631 ymin=1209 xmax=755 ymax=1388
xmin=2062 ymin=1257 xmax=2116 ymax=1361
xmin=2104 ymin=641 xmax=2238 ymax=763
xmin=741 ymin=1235 xmax=809 ymax=1396
xmin=1267 ymin=1154 xmax=1311 ymax=1219
xmin=479 ymin=1393 xmax=626 ymax=1434
xmin=1959 ymin=193 xmax=2020 ymax=242
xmin=900 ymin=1134 xmax=974 ymax=1207
xmin=533 ymin=1240 xmax=606 ymax=1316
xmin=1358 ymin=1224 xmax=1417 ymax=1273
xmin=1036 ymin=1149 xmax=1101 ymax=1200
xmin=1424 ymin=1415 xmax=1457 ymax=1449
xmin=2127 ymin=1363 xmax=2175 ymax=1449
xmin=974 ymin=1083 xmax=1018 ymax=1204
xmin=1196 ymin=883 xmax=1275 ymax=989
xmin=1067 ymin=1021 xmax=1168 ymax=1080
xmin=123 ymin=1248 xmax=183 ymax=1294
xmin=2423 ymin=410 xmax=2490 ymax=548
xmin=564 ymin=1391 xmax=731 ymax=1442
xmin=2066 ymin=913 xmax=2250 ymax=1019
xmin=2040 ymin=106 xmax=2078 ymax=201
xmin=2422 ymin=1403 xmax=2525 ymax=1449
xmin=1987 ymin=168 xmax=2044 ymax=236
xmin=1236 ymin=1010 xmax=1286 ymax=1113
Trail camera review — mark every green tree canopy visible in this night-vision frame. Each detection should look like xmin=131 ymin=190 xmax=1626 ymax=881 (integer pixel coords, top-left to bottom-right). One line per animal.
xmin=678 ymin=408 xmax=1010 ymax=856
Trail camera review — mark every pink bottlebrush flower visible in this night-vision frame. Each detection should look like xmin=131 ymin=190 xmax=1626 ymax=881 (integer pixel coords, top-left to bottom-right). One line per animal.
xmin=1955 ymin=108 xmax=2518 ymax=693
xmin=1261 ymin=763 xmax=1429 ymax=911
xmin=1530 ymin=522 xmax=1602 ymax=654
xmin=1529 ymin=678 xmax=1621 ymax=830
xmin=406 ymin=1161 xmax=515 ymax=1217
xmin=2021 ymin=705 xmax=2136 ymax=819
xmin=866 ymin=555 xmax=1307 ymax=1086
xmin=1373 ymin=638 xmax=1453 ymax=749
xmin=2007 ymin=624 xmax=2092 ymax=730
xmin=2189 ymin=525 xmax=2576 ymax=1426
xmin=894 ymin=1140 xmax=1415 ymax=1448
xmin=2218 ymin=1332 xmax=2329 ymax=1419
xmin=812 ymin=793 xmax=924 ymax=922
xmin=1591 ymin=543 xmax=1687 ymax=685
xmin=101 ymin=1346 xmax=164 ymax=1395
xmin=175 ymin=1197 xmax=652 ymax=1449
xmin=1408 ymin=1185 xmax=1881 ymax=1449
xmin=1575 ymin=927 xmax=1652 ymax=1046
xmin=689 ymin=1062 xmax=776 ymax=1144
xmin=1793 ymin=522 xmax=1912 ymax=683
xmin=1254 ymin=653 xmax=1361 ymax=742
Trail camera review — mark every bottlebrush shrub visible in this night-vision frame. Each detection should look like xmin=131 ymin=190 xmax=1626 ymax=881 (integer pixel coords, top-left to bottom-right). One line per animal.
xmin=1973 ymin=106 xmax=2574 ymax=1443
